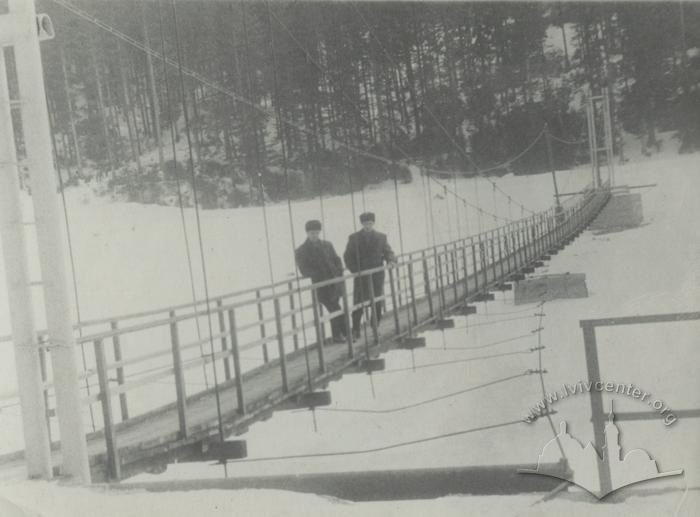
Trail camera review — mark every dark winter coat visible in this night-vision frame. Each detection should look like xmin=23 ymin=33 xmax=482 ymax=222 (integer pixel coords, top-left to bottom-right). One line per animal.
xmin=343 ymin=230 xmax=396 ymax=304
xmin=295 ymin=239 xmax=344 ymax=300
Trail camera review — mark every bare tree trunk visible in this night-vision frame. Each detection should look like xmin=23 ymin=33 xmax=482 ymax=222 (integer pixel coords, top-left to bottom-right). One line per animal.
xmin=119 ymin=46 xmax=143 ymax=178
xmin=141 ymin=2 xmax=164 ymax=173
xmin=59 ymin=44 xmax=82 ymax=179
xmin=89 ymin=34 xmax=115 ymax=179
xmin=561 ymin=23 xmax=570 ymax=71
xmin=190 ymin=86 xmax=203 ymax=166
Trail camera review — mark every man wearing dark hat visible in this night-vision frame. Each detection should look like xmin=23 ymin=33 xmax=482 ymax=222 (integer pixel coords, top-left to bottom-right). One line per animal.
xmin=295 ymin=220 xmax=347 ymax=343
xmin=343 ymin=212 xmax=396 ymax=340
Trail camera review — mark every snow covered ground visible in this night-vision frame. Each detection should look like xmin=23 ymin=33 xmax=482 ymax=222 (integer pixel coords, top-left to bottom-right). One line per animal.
xmin=0 ymin=135 xmax=699 ymax=515
xmin=0 ymin=157 xmax=594 ymax=450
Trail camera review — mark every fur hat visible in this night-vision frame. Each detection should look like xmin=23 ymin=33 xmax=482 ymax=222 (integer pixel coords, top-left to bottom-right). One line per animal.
xmin=305 ymin=220 xmax=322 ymax=231
xmin=359 ymin=212 xmax=375 ymax=223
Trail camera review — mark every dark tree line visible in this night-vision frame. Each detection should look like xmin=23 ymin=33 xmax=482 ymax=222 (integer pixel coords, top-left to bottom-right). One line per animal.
xmin=31 ymin=1 xmax=700 ymax=207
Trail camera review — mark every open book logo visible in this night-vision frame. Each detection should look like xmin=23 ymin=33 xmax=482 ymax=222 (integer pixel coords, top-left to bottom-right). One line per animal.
xmin=519 ymin=403 xmax=683 ymax=498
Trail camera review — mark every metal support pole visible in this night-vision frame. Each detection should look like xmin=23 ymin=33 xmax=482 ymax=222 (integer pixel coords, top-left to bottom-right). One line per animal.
xmin=216 ymin=299 xmax=231 ymax=381
xmin=256 ymin=289 xmax=269 ymax=363
xmin=12 ymin=0 xmax=90 ymax=482
xmin=461 ymin=246 xmax=469 ymax=298
xmin=110 ymin=321 xmax=128 ymax=421
xmin=388 ymin=267 xmax=400 ymax=334
xmin=367 ymin=274 xmax=379 ymax=345
xmin=422 ymin=252 xmax=434 ymax=317
xmin=94 ymin=339 xmax=120 ymax=481
xmin=169 ymin=310 xmax=188 ymax=438
xmin=341 ymin=283 xmax=354 ymax=357
xmin=0 ymin=47 xmax=52 ymax=479
xmin=602 ymin=87 xmax=615 ymax=187
xmin=436 ymin=252 xmax=447 ymax=310
xmin=471 ymin=242 xmax=479 ymax=292
xmin=544 ymin=123 xmax=561 ymax=210
xmin=273 ymin=298 xmax=290 ymax=389
xmin=497 ymin=230 xmax=505 ymax=280
xmin=489 ymin=237 xmax=497 ymax=285
xmin=408 ymin=260 xmax=418 ymax=324
xmin=479 ymin=238 xmax=488 ymax=288
xmin=450 ymin=249 xmax=458 ymax=303
xmin=227 ymin=309 xmax=245 ymax=414
xmin=581 ymin=323 xmax=613 ymax=496
xmin=287 ymin=281 xmax=299 ymax=351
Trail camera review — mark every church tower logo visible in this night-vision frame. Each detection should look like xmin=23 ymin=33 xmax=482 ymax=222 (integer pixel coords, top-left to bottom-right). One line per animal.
xmin=519 ymin=402 xmax=683 ymax=498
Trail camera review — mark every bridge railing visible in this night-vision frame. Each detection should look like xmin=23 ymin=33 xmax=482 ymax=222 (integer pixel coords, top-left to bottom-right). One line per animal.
xmin=1 ymin=187 xmax=609 ymax=467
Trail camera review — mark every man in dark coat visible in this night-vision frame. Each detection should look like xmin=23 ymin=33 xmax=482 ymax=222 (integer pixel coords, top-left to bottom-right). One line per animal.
xmin=343 ymin=212 xmax=396 ymax=339
xmin=295 ymin=220 xmax=347 ymax=343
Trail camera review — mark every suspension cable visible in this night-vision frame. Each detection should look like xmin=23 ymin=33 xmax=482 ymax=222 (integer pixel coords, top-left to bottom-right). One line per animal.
xmin=533 ymin=304 xmax=567 ymax=461
xmin=265 ymin=0 xmax=315 ymax=400
xmin=227 ymin=419 xmax=523 ymax=464
xmin=316 ymin=372 xmax=529 ymax=414
xmin=169 ymin=0 xmax=227 ymax=476
xmin=240 ymin=1 xmax=276 ymax=296
xmin=156 ymin=0 xmax=209 ymax=389
xmin=47 ymin=99 xmax=96 ymax=432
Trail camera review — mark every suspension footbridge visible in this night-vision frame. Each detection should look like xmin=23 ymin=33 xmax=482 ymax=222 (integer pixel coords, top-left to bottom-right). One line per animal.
xmin=0 ymin=186 xmax=608 ymax=481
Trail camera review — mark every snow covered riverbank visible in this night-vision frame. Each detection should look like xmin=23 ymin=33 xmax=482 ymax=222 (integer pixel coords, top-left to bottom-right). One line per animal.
xmin=1 ymin=145 xmax=699 ymax=515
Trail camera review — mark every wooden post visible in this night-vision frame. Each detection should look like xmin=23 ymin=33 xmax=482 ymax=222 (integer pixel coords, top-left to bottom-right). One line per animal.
xmin=311 ymin=289 xmax=326 ymax=373
xmin=110 ymin=321 xmax=129 ymax=421
xmin=288 ymin=281 xmax=299 ymax=351
xmin=388 ymin=267 xmax=400 ymax=334
xmin=169 ymin=310 xmax=188 ymax=438
xmin=227 ymin=309 xmax=245 ymax=414
xmin=216 ymin=299 xmax=231 ymax=381
xmin=422 ymin=251 xmax=434 ymax=317
xmin=256 ymin=289 xmax=269 ymax=363
xmin=273 ymin=298 xmax=289 ymax=391
xmin=94 ymin=338 xmax=121 ymax=481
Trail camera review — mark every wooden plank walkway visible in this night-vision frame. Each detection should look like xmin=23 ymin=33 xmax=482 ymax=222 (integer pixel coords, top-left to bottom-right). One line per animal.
xmin=0 ymin=190 xmax=610 ymax=481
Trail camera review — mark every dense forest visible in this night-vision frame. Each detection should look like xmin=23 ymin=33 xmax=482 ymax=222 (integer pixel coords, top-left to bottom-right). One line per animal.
xmin=17 ymin=1 xmax=700 ymax=207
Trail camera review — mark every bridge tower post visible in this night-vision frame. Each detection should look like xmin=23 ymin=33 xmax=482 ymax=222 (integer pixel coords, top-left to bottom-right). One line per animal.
xmin=5 ymin=0 xmax=91 ymax=483
xmin=0 ymin=34 xmax=53 ymax=480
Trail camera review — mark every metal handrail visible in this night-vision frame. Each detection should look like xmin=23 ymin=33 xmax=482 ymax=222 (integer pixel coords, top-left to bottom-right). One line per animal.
xmin=3 ymin=189 xmax=611 ymax=467
xmin=0 ymin=202 xmax=568 ymax=345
